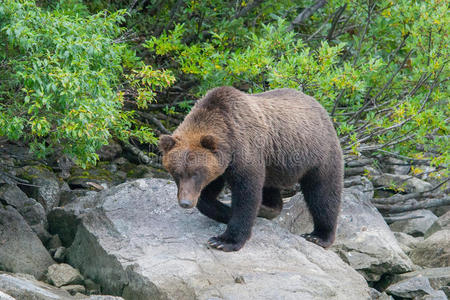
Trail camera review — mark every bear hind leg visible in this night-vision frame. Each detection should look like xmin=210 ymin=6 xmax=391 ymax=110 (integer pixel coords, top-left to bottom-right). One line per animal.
xmin=258 ymin=187 xmax=283 ymax=220
xmin=300 ymin=168 xmax=342 ymax=248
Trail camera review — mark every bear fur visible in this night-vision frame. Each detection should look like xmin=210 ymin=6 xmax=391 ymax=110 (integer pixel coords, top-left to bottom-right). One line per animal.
xmin=159 ymin=86 xmax=343 ymax=252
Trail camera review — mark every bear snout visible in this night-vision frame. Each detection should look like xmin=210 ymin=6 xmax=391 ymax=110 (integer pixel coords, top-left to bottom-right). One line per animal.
xmin=179 ymin=199 xmax=195 ymax=209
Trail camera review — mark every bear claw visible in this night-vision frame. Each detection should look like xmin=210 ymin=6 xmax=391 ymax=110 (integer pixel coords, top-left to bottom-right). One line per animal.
xmin=207 ymin=237 xmax=243 ymax=252
xmin=301 ymin=233 xmax=333 ymax=248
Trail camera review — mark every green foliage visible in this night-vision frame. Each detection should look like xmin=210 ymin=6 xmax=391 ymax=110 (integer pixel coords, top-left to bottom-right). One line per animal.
xmin=146 ymin=0 xmax=448 ymax=173
xmin=0 ymin=0 xmax=173 ymax=167
xmin=0 ymin=0 xmax=448 ymax=175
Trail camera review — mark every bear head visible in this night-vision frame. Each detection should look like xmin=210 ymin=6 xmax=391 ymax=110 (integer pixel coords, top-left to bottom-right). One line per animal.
xmin=159 ymin=133 xmax=230 ymax=209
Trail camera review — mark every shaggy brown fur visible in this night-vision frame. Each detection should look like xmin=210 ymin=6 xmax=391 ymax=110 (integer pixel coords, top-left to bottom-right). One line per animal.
xmin=159 ymin=86 xmax=343 ymax=252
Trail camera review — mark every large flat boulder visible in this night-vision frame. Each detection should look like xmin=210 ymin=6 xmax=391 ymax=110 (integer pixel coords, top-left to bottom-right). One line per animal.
xmin=276 ymin=176 xmax=413 ymax=282
xmin=58 ymin=179 xmax=370 ymax=300
xmin=0 ymin=205 xmax=54 ymax=279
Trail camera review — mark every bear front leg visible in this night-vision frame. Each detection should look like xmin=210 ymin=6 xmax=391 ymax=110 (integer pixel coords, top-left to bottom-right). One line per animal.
xmin=207 ymin=169 xmax=263 ymax=252
xmin=196 ymin=175 xmax=231 ymax=224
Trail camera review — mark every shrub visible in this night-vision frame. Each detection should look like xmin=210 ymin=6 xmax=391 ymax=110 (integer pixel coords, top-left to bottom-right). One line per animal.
xmin=146 ymin=0 xmax=448 ymax=175
xmin=0 ymin=0 xmax=174 ymax=167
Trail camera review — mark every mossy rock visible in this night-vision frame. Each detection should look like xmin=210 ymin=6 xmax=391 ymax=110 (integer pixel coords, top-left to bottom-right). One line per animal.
xmin=123 ymin=163 xmax=171 ymax=180
xmin=16 ymin=164 xmax=62 ymax=212
xmin=68 ymin=162 xmax=125 ymax=189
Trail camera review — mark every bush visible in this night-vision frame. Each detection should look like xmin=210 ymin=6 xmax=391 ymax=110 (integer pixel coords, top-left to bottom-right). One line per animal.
xmin=146 ymin=0 xmax=448 ymax=175
xmin=0 ymin=0 xmax=447 ymax=176
xmin=0 ymin=0 xmax=174 ymax=167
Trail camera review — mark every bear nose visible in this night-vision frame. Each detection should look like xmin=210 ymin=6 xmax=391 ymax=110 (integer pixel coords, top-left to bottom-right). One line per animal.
xmin=179 ymin=199 xmax=194 ymax=209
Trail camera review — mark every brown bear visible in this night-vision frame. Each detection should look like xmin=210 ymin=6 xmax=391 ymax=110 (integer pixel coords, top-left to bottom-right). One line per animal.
xmin=159 ymin=86 xmax=343 ymax=252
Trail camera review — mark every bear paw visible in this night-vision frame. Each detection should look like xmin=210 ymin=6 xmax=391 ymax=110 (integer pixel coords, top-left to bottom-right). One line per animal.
xmin=207 ymin=236 xmax=244 ymax=252
xmin=301 ymin=233 xmax=334 ymax=249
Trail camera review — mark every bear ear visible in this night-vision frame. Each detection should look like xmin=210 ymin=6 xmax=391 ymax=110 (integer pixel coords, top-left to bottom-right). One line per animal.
xmin=200 ymin=135 xmax=217 ymax=152
xmin=159 ymin=135 xmax=176 ymax=153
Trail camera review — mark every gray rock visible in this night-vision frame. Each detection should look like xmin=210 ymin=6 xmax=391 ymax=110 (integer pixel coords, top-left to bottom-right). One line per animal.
xmin=0 ymin=290 xmax=15 ymax=300
xmin=56 ymin=155 xmax=75 ymax=180
xmin=386 ymin=276 xmax=436 ymax=298
xmin=345 ymin=156 xmax=374 ymax=167
xmin=48 ymin=235 xmax=63 ymax=250
xmin=0 ymin=184 xmax=30 ymax=208
xmin=344 ymin=176 xmax=364 ymax=188
xmin=54 ymin=247 xmax=67 ymax=263
xmin=390 ymin=210 xmax=438 ymax=237
xmin=425 ymin=211 xmax=450 ymax=238
xmin=47 ymin=264 xmax=84 ymax=287
xmin=416 ymin=165 xmax=438 ymax=180
xmin=371 ymin=174 xmax=432 ymax=193
xmin=0 ymin=272 xmax=73 ymax=299
xmin=375 ymin=292 xmax=394 ymax=300
xmin=364 ymin=165 xmax=382 ymax=176
xmin=383 ymin=157 xmax=411 ymax=175
xmin=59 ymin=189 xmax=91 ymax=207
xmin=67 ymin=162 xmax=125 ymax=190
xmin=409 ymin=230 xmax=450 ymax=268
xmin=0 ymin=184 xmax=47 ymax=230
xmin=64 ymin=178 xmax=370 ymax=299
xmin=112 ymin=157 xmax=128 ymax=166
xmin=394 ymin=232 xmax=423 ymax=254
xmin=0 ymin=205 xmax=55 ymax=279
xmin=441 ymin=286 xmax=450 ymax=298
xmin=345 ymin=167 xmax=365 ymax=176
xmin=17 ymin=165 xmax=62 ymax=212
xmin=423 ymin=290 xmax=448 ymax=300
xmin=97 ymin=142 xmax=122 ymax=161
xmin=276 ymin=177 xmax=413 ymax=282
xmin=48 ymin=208 xmax=83 ymax=247
xmin=393 ymin=267 xmax=450 ymax=294
xmin=30 ymin=223 xmax=52 ymax=244
xmin=432 ymin=206 xmax=450 ymax=218
xmin=61 ymin=285 xmax=86 ymax=295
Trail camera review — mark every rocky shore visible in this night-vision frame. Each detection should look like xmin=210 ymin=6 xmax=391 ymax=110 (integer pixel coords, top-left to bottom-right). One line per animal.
xmin=0 ymin=141 xmax=448 ymax=299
